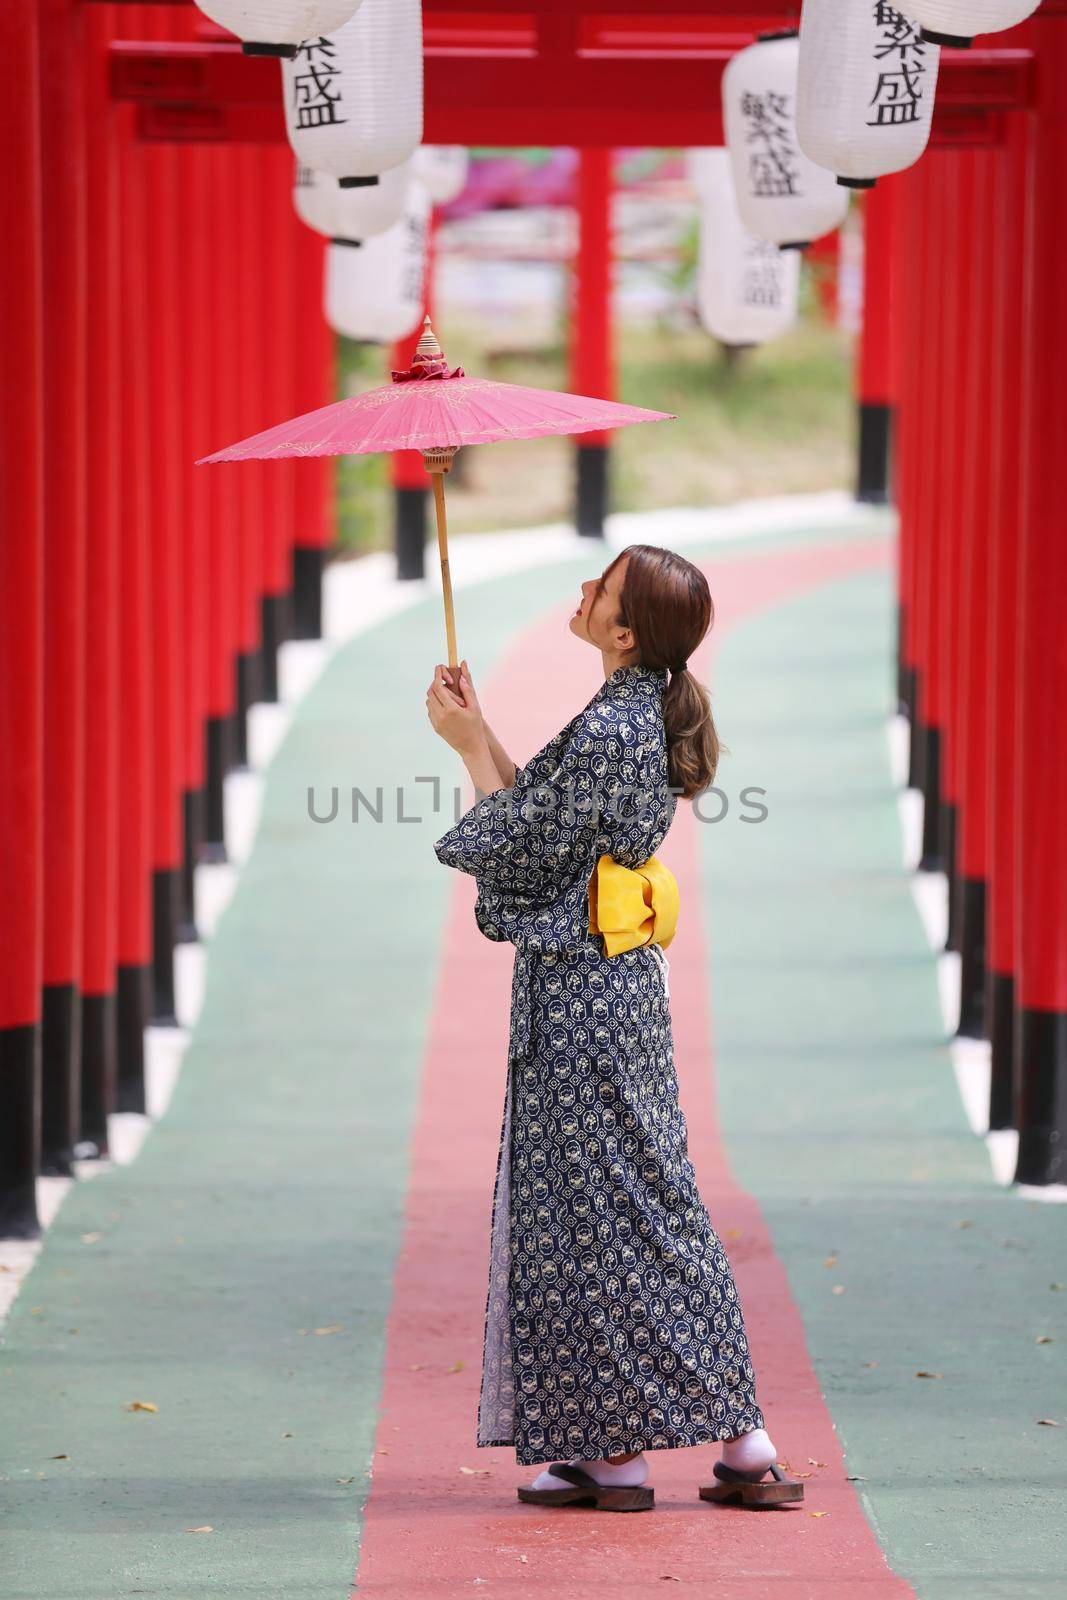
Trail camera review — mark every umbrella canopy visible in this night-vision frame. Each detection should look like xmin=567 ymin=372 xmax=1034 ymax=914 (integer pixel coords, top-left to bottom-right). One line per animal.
xmin=198 ymin=344 xmax=673 ymax=463
xmin=198 ymin=320 xmax=674 ymax=669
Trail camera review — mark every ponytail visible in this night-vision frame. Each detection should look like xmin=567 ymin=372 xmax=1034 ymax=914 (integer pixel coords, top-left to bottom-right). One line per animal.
xmin=612 ymin=544 xmax=722 ymax=800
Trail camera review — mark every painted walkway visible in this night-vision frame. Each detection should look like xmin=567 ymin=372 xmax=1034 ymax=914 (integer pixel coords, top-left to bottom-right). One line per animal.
xmin=2 ymin=513 xmax=1064 ymax=1600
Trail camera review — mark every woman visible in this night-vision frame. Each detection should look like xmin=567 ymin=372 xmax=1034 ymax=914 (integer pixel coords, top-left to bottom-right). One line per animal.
xmin=426 ymin=543 xmax=800 ymax=1513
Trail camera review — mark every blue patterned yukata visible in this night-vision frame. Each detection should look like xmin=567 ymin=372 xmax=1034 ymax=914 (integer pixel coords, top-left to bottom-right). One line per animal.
xmin=434 ymin=662 xmax=766 ymax=1466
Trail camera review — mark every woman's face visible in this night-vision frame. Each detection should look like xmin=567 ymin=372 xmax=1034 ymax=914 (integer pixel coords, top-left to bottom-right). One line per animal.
xmin=569 ymin=554 xmax=634 ymax=658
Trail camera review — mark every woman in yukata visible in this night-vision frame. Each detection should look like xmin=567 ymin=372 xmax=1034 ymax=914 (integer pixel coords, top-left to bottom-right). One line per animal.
xmin=426 ymin=543 xmax=801 ymax=1514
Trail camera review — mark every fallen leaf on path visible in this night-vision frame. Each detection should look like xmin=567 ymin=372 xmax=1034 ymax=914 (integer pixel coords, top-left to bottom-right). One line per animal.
xmin=125 ymin=1401 xmax=158 ymax=1413
xmin=1037 ymin=1418 xmax=1061 ymax=1427
xmin=807 ymin=1459 xmax=827 ymax=1468
xmin=810 ymin=1511 xmax=830 ymax=1518
xmin=81 ymin=1233 xmax=101 ymax=1245
xmin=446 ymin=1361 xmax=464 ymax=1373
xmin=1036 ymin=1335 xmax=1053 ymax=1344
xmin=459 ymin=1466 xmax=490 ymax=1475
xmin=49 ymin=1454 xmax=69 ymax=1460
xmin=337 ymin=1477 xmax=355 ymax=1484
xmin=186 ymin=1526 xmax=213 ymax=1534
xmin=845 ymin=1475 xmax=868 ymax=1482
xmin=314 ymin=1325 xmax=343 ymax=1336
xmin=916 ymin=1371 xmax=943 ymax=1379
xmin=823 ymin=1256 xmax=837 ymax=1268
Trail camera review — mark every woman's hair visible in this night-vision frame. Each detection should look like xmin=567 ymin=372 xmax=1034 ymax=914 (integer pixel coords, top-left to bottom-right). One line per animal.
xmin=610 ymin=543 xmax=720 ymax=799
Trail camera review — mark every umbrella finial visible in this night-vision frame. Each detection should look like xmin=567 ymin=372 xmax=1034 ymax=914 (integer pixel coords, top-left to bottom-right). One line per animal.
xmin=416 ymin=315 xmax=439 ymax=351
xmin=414 ymin=316 xmax=445 ymax=366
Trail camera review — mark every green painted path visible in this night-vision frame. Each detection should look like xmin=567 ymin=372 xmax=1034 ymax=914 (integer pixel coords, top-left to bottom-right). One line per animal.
xmin=2 ymin=514 xmax=1063 ymax=1599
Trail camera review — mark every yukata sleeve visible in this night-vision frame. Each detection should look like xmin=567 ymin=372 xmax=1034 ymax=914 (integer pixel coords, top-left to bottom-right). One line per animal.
xmin=433 ymin=705 xmax=626 ymax=943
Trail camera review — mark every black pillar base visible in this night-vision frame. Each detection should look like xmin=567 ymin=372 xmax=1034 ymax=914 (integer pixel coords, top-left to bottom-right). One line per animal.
xmin=576 ymin=444 xmax=609 ymax=537
xmin=856 ymin=401 xmax=892 ymax=505
xmin=151 ymin=868 xmax=180 ymax=1025
xmin=260 ymin=593 xmax=291 ymax=705
xmin=956 ymin=877 xmax=987 ymax=1039
xmin=41 ymin=983 xmax=80 ymax=1176
xmin=80 ymin=992 xmax=116 ymax=1154
xmin=987 ymin=970 xmax=1015 ymax=1131
xmin=234 ymin=650 xmax=262 ymax=773
xmin=0 ymin=1023 xmax=41 ymax=1238
xmin=1013 ymin=1008 xmax=1067 ymax=1186
xmin=204 ymin=715 xmax=233 ymax=863
xmin=179 ymin=787 xmax=205 ymax=944
xmin=908 ymin=682 xmax=924 ymax=791
xmin=918 ymin=725 xmax=944 ymax=872
xmin=942 ymin=801 xmax=960 ymax=951
xmin=896 ymin=602 xmax=912 ymax=718
xmin=396 ymin=487 xmax=428 ymax=581
xmin=292 ymin=545 xmax=325 ymax=640
xmin=116 ymin=964 xmax=149 ymax=1115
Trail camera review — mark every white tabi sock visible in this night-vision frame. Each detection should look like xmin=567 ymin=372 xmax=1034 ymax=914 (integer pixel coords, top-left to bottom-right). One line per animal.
xmin=720 ymin=1427 xmax=777 ymax=1475
xmin=530 ymin=1452 xmax=650 ymax=1492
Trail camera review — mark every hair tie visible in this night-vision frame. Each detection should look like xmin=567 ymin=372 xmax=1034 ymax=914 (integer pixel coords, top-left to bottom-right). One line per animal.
xmin=672 ymin=659 xmax=689 ymax=675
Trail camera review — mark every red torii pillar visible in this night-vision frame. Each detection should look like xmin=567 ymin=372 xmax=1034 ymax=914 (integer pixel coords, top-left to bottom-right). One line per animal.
xmin=857 ymin=181 xmax=895 ymax=506
xmin=40 ymin=0 xmax=88 ymax=1174
xmin=938 ymin=148 xmax=978 ymax=955
xmin=954 ymin=148 xmax=997 ymax=1039
xmin=233 ymin=144 xmax=267 ymax=760
xmin=144 ymin=136 xmax=186 ymax=1023
xmin=203 ymin=142 xmax=241 ymax=860
xmin=392 ymin=218 xmax=437 ymax=581
xmin=892 ymin=162 xmax=923 ymax=754
xmin=913 ymin=150 xmax=950 ymax=874
xmin=292 ymin=220 xmax=335 ymax=638
xmin=0 ymin=0 xmax=45 ymax=1235
xmin=177 ymin=147 xmax=212 ymax=940
xmin=986 ymin=108 xmax=1029 ymax=1129
xmin=81 ymin=1 xmax=123 ymax=1154
xmin=115 ymin=80 xmax=154 ymax=1111
xmin=1014 ymin=3 xmax=1067 ymax=1185
xmin=572 ymin=147 xmax=614 ymax=538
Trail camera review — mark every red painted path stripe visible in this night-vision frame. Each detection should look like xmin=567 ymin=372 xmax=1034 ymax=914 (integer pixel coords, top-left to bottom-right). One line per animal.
xmin=353 ymin=535 xmax=912 ymax=1597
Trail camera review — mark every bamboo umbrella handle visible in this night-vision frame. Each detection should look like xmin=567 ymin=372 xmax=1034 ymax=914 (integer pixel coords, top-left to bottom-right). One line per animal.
xmin=429 ymin=465 xmax=459 ymax=673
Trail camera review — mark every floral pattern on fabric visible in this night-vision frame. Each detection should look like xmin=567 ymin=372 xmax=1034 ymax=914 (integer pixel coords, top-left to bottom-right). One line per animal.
xmin=434 ymin=663 xmax=766 ymax=1465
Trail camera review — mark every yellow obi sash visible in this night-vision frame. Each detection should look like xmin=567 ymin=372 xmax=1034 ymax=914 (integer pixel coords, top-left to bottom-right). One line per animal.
xmin=587 ymin=853 xmax=679 ymax=957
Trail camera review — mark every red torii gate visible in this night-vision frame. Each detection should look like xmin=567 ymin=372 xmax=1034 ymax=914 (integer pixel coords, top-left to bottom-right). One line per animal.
xmin=1 ymin=1 xmax=1065 ymax=1242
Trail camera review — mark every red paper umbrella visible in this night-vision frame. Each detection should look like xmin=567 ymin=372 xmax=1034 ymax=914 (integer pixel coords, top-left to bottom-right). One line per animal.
xmin=200 ymin=320 xmax=674 ymax=668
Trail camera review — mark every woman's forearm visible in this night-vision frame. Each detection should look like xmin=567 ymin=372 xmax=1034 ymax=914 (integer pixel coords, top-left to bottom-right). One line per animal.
xmin=462 ymin=734 xmax=508 ymax=799
xmin=482 ymin=722 xmax=518 ymax=790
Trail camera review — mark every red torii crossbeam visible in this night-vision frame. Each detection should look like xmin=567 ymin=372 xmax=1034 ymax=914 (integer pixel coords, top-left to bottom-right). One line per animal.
xmin=104 ymin=6 xmax=1033 ymax=148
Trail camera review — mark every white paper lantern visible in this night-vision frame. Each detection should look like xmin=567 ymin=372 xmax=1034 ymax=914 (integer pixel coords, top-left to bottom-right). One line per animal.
xmin=324 ymin=181 xmax=431 ymax=343
xmin=892 ymin=0 xmax=1039 ymax=46
xmin=412 ymin=146 xmax=470 ymax=207
xmin=722 ymin=33 xmax=849 ymax=248
xmin=294 ymin=160 xmax=411 ymax=243
xmin=282 ymin=0 xmax=422 ymax=188
xmin=193 ymin=0 xmax=363 ymax=58
xmin=689 ymin=149 xmax=799 ymax=347
xmin=797 ymin=0 xmax=939 ymax=187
